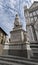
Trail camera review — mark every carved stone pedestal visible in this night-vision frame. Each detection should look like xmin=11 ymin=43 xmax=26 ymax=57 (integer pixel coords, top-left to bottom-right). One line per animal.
xmin=8 ymin=43 xmax=27 ymax=58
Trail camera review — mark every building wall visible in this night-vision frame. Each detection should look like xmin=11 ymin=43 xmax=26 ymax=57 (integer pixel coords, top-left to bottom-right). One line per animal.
xmin=0 ymin=44 xmax=3 ymax=55
xmin=34 ymin=15 xmax=38 ymax=41
xmin=24 ymin=2 xmax=38 ymax=42
xmin=0 ymin=29 xmax=6 ymax=44
xmin=24 ymin=6 xmax=34 ymax=42
xmin=29 ymin=7 xmax=38 ymax=41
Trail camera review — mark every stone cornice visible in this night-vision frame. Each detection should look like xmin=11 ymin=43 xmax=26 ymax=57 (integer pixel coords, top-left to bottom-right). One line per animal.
xmin=10 ymin=28 xmax=26 ymax=33
xmin=29 ymin=6 xmax=38 ymax=13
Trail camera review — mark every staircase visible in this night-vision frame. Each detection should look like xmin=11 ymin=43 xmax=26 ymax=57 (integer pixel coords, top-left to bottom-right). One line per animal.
xmin=30 ymin=42 xmax=38 ymax=60
xmin=0 ymin=55 xmax=38 ymax=65
xmin=0 ymin=42 xmax=38 ymax=65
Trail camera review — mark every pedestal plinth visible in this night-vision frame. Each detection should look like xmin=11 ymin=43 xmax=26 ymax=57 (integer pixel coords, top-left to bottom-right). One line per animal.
xmin=3 ymin=43 xmax=28 ymax=58
xmin=8 ymin=43 xmax=27 ymax=58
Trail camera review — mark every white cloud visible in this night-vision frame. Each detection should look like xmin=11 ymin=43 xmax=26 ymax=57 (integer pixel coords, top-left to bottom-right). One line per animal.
xmin=0 ymin=0 xmax=38 ymax=36
xmin=10 ymin=0 xmax=16 ymax=8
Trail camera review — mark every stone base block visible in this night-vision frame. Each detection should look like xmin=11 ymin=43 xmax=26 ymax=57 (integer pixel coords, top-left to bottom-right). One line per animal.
xmin=8 ymin=49 xmax=27 ymax=58
xmin=3 ymin=49 xmax=9 ymax=55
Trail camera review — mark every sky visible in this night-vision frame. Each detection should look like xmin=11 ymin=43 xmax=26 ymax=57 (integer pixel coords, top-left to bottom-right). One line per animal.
xmin=0 ymin=0 xmax=38 ymax=37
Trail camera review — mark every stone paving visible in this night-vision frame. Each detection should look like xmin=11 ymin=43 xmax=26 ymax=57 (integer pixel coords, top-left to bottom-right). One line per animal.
xmin=0 ymin=55 xmax=38 ymax=65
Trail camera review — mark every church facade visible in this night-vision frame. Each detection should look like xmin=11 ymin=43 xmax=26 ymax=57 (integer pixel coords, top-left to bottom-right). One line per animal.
xmin=24 ymin=1 xmax=38 ymax=43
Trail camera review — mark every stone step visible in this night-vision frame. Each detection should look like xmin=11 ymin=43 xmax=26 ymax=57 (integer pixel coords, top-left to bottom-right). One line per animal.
xmin=32 ymin=48 xmax=38 ymax=53
xmin=0 ymin=55 xmax=38 ymax=65
xmin=0 ymin=57 xmax=38 ymax=65
xmin=33 ymin=53 xmax=38 ymax=57
xmin=30 ymin=43 xmax=38 ymax=46
xmin=30 ymin=46 xmax=38 ymax=57
xmin=31 ymin=56 xmax=38 ymax=60
xmin=30 ymin=45 xmax=38 ymax=48
xmin=30 ymin=43 xmax=38 ymax=45
xmin=0 ymin=55 xmax=38 ymax=62
xmin=30 ymin=44 xmax=38 ymax=46
xmin=0 ymin=60 xmax=24 ymax=65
